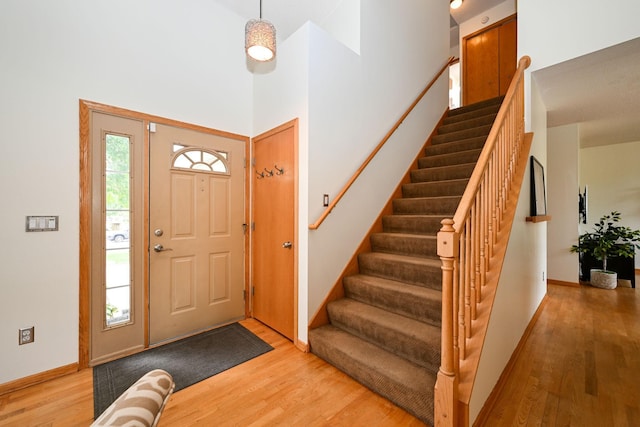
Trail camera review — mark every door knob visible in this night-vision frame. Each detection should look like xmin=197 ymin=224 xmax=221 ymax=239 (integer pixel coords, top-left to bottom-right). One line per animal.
xmin=154 ymin=244 xmax=173 ymax=252
xmin=282 ymin=241 xmax=292 ymax=249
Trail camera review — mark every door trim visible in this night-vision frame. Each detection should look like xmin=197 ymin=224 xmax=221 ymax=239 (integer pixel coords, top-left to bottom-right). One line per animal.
xmin=250 ymin=118 xmax=301 ymax=350
xmin=79 ymin=100 xmax=250 ymax=368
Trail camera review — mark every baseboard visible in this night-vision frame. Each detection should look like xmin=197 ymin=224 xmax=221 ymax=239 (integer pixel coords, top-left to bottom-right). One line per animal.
xmin=473 ymin=294 xmax=549 ymax=426
xmin=547 ymin=279 xmax=579 ymax=287
xmin=295 ymin=340 xmax=309 ymax=353
xmin=0 ymin=363 xmax=78 ymax=396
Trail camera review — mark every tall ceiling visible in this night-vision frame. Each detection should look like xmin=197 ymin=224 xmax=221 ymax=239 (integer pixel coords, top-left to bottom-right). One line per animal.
xmin=217 ymin=0 xmax=640 ymax=148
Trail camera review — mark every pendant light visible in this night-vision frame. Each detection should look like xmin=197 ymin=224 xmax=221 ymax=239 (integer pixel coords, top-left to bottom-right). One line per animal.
xmin=450 ymin=0 xmax=463 ymax=9
xmin=245 ymin=0 xmax=276 ymax=61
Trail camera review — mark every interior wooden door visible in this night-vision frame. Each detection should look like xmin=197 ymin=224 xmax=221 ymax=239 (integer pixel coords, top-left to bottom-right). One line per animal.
xmin=251 ymin=119 xmax=297 ymax=341
xmin=463 ymin=15 xmax=517 ymax=105
xmin=149 ymin=123 xmax=246 ymax=344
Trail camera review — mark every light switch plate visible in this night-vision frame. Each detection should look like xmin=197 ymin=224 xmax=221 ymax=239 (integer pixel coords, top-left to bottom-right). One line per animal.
xmin=26 ymin=216 xmax=59 ymax=232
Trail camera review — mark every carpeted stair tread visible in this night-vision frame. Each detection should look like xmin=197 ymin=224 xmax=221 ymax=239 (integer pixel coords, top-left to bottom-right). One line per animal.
xmin=437 ymin=113 xmax=497 ymax=135
xmin=358 ymin=252 xmax=442 ymax=289
xmin=424 ymin=136 xmax=486 ymax=156
xmin=410 ymin=163 xmax=476 ymax=183
xmin=327 ymin=298 xmax=441 ymax=371
xmin=391 ymin=196 xmax=460 ymax=216
xmin=309 ymin=325 xmax=435 ymax=425
xmin=402 ymin=178 xmax=469 ymax=198
xmin=370 ymin=232 xmax=437 ymax=257
xmin=446 ymin=95 xmax=504 ymax=117
xmin=343 ymin=274 xmax=442 ymax=326
xmin=418 ymin=148 xmax=482 ymax=168
xmin=443 ymin=103 xmax=502 ymax=125
xmin=432 ymin=124 xmax=492 ymax=145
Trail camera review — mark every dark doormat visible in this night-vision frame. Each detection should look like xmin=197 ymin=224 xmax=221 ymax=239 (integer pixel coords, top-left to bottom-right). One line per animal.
xmin=93 ymin=322 xmax=273 ymax=419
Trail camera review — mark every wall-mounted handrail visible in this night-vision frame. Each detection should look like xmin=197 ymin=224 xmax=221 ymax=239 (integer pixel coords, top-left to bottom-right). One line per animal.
xmin=308 ymin=56 xmax=457 ymax=230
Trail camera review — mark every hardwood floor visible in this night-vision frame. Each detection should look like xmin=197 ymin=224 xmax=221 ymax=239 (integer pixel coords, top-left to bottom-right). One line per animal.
xmin=1 ymin=281 xmax=638 ymax=426
xmin=0 ymin=319 xmax=424 ymax=426
xmin=481 ymin=281 xmax=640 ymax=426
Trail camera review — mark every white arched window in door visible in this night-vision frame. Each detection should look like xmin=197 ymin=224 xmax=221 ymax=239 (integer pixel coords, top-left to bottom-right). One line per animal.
xmin=171 ymin=145 xmax=229 ymax=175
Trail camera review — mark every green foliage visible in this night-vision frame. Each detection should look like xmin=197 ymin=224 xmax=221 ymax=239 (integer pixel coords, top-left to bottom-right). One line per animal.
xmin=105 ymin=134 xmax=130 ymax=211
xmin=570 ymin=211 xmax=640 ymax=271
xmin=106 ymin=303 xmax=119 ymax=319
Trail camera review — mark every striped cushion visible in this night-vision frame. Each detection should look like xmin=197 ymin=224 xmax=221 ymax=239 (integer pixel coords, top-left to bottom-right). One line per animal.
xmin=92 ymin=369 xmax=175 ymax=427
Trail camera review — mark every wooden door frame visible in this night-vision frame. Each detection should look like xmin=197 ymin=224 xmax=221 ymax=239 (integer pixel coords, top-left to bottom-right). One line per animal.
xmin=462 ymin=13 xmax=517 ymax=106
xmin=78 ymin=100 xmax=250 ymax=368
xmin=250 ymin=118 xmax=301 ymax=351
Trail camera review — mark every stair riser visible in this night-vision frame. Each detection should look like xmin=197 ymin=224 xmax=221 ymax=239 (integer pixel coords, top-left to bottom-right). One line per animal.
xmin=370 ymin=233 xmax=437 ymax=258
xmin=424 ymin=136 xmax=485 ymax=156
xmin=410 ymin=163 xmax=475 ymax=183
xmin=432 ymin=124 xmax=492 ymax=145
xmin=382 ymin=216 xmax=446 ymax=234
xmin=402 ymin=180 xmax=468 ymax=198
xmin=327 ymin=302 xmax=441 ymax=372
xmin=438 ymin=113 xmax=497 ymax=135
xmin=344 ymin=275 xmax=442 ymax=326
xmin=358 ymin=254 xmax=442 ymax=290
xmin=391 ymin=197 xmax=460 ymax=215
xmin=418 ymin=149 xmax=481 ymax=168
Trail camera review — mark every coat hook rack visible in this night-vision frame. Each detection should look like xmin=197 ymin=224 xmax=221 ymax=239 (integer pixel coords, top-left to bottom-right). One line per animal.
xmin=274 ymin=164 xmax=284 ymax=175
xmin=263 ymin=167 xmax=274 ymax=177
xmin=256 ymin=170 xmax=265 ymax=179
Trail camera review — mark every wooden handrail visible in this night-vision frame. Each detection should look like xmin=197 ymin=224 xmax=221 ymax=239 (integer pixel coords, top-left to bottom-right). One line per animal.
xmin=434 ymin=55 xmax=531 ymax=426
xmin=309 ymin=56 xmax=457 ymax=230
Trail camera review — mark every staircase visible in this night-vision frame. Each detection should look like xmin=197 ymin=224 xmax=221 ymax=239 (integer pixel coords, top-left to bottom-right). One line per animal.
xmin=308 ymin=96 xmax=504 ymax=425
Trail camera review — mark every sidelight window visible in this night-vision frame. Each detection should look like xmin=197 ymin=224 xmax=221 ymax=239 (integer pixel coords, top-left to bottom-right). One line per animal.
xmin=104 ymin=134 xmax=132 ymax=327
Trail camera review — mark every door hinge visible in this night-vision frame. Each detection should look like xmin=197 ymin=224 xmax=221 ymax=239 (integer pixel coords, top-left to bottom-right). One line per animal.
xmin=243 ymin=289 xmax=246 ymax=300
xmin=252 ymin=286 xmax=255 ymax=296
xmin=252 ymin=157 xmax=256 ymax=167
xmin=242 ymin=223 xmax=247 ymax=234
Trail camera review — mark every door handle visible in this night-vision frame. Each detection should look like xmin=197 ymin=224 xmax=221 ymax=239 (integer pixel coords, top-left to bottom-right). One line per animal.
xmin=282 ymin=241 xmax=292 ymax=249
xmin=153 ymin=244 xmax=173 ymax=252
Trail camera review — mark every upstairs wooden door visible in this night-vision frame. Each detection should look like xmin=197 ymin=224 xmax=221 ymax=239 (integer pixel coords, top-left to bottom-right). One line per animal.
xmin=463 ymin=15 xmax=517 ymax=105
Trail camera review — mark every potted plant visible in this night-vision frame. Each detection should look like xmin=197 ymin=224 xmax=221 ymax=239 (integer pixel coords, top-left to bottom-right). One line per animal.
xmin=570 ymin=211 xmax=640 ymax=289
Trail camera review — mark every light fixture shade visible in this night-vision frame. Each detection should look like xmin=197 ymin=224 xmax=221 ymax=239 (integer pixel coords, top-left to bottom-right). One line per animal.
xmin=450 ymin=0 xmax=463 ymax=9
xmin=245 ymin=19 xmax=276 ymax=61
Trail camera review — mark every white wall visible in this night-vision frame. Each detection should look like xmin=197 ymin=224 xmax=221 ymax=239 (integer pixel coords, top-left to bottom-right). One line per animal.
xmin=547 ymin=124 xmax=580 ymax=282
xmin=0 ymin=0 xmax=253 ymax=384
xmin=579 ymin=141 xmax=640 ymax=269
xmin=304 ymin=0 xmax=449 ymax=325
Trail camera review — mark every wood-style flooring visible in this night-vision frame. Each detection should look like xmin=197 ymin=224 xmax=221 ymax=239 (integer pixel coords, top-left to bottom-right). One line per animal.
xmin=480 ymin=281 xmax=640 ymax=426
xmin=0 ymin=281 xmax=638 ymax=426
xmin=0 ymin=319 xmax=424 ymax=426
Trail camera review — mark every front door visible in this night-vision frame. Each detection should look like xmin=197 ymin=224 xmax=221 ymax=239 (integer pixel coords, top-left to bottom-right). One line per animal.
xmin=149 ymin=123 xmax=246 ymax=344
xmin=251 ymin=120 xmax=297 ymax=341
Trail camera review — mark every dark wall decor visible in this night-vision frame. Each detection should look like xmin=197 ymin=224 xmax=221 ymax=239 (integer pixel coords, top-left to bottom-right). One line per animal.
xmin=530 ymin=156 xmax=546 ymax=216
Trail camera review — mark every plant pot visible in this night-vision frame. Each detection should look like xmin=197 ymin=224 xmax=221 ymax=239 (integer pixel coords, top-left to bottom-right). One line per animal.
xmin=590 ymin=269 xmax=617 ymax=289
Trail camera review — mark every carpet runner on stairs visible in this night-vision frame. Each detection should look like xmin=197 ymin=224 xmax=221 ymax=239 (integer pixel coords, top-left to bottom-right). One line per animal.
xmin=308 ymin=96 xmax=504 ymax=426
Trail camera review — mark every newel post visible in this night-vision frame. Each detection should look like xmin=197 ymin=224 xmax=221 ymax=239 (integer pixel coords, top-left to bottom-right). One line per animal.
xmin=435 ymin=219 xmax=458 ymax=427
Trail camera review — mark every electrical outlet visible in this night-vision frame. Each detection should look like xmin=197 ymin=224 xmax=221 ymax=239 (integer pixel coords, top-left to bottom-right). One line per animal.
xmin=19 ymin=327 xmax=34 ymax=345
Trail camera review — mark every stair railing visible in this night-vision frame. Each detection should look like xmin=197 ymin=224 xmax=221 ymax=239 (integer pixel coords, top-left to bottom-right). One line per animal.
xmin=434 ymin=55 xmax=531 ymax=426
xmin=309 ymin=56 xmax=457 ymax=230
